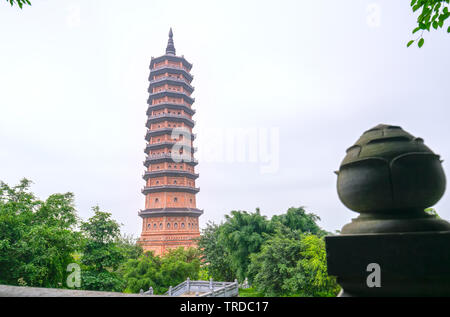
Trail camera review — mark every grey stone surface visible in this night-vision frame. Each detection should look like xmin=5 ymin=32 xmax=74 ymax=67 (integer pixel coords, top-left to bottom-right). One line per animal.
xmin=0 ymin=285 xmax=160 ymax=297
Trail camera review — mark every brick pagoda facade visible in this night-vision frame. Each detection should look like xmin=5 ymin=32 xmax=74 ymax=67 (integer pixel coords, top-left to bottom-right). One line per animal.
xmin=138 ymin=29 xmax=202 ymax=256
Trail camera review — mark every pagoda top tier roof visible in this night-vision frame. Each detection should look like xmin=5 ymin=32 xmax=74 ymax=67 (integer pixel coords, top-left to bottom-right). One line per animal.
xmin=150 ymin=54 xmax=193 ymax=71
xmin=150 ymin=29 xmax=192 ymax=71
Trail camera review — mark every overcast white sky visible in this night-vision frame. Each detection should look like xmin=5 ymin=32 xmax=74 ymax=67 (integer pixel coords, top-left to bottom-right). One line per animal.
xmin=1 ymin=0 xmax=449 ymax=237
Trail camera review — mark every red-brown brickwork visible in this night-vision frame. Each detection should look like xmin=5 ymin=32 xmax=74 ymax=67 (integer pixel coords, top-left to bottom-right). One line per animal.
xmin=138 ymin=29 xmax=202 ymax=257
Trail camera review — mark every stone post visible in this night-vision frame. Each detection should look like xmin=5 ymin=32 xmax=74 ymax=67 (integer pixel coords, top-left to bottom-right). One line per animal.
xmin=209 ymin=278 xmax=213 ymax=290
xmin=187 ymin=277 xmax=190 ymax=293
xmin=168 ymin=286 xmax=172 ymax=296
xmin=326 ymin=124 xmax=450 ymax=296
xmin=148 ymin=286 xmax=153 ymax=295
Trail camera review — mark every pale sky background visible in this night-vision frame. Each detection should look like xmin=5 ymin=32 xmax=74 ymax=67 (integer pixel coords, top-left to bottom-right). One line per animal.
xmin=1 ymin=0 xmax=449 ymax=238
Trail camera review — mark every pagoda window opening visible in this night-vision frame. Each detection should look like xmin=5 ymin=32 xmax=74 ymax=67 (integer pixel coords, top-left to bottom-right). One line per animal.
xmin=174 ymin=197 xmax=178 ymax=202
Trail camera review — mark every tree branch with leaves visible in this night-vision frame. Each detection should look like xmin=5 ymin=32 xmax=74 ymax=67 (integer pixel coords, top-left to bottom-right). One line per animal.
xmin=408 ymin=0 xmax=450 ymax=47
xmin=5 ymin=0 xmax=31 ymax=9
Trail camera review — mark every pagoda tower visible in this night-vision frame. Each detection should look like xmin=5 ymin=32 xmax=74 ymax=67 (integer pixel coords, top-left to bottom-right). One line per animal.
xmin=138 ymin=28 xmax=202 ymax=256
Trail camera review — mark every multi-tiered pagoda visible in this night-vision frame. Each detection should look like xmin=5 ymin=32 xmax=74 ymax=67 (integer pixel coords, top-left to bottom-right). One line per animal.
xmin=138 ymin=29 xmax=202 ymax=256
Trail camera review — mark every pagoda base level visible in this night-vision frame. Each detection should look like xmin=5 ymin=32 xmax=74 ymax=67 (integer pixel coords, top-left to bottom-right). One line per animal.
xmin=138 ymin=235 xmax=200 ymax=257
xmin=138 ymin=211 xmax=201 ymax=257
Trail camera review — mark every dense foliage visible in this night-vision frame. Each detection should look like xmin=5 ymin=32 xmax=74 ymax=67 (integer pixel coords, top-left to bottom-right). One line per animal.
xmin=119 ymin=247 xmax=202 ymax=294
xmin=1 ymin=180 xmax=339 ymax=297
xmin=0 ymin=179 xmax=81 ymax=288
xmin=79 ymin=208 xmax=126 ymax=292
xmin=197 ymin=222 xmax=235 ymax=282
xmin=0 ymin=179 xmax=142 ymax=291
xmin=217 ymin=208 xmax=274 ymax=281
xmin=199 ymin=207 xmax=340 ymax=297
xmin=249 ymin=230 xmax=339 ymax=297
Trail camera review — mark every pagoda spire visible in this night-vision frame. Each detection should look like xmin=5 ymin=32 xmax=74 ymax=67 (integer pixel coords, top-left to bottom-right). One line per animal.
xmin=166 ymin=27 xmax=176 ymax=55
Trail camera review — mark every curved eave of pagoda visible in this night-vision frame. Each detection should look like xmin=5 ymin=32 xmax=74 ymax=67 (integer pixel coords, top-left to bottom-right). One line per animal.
xmin=143 ymin=170 xmax=199 ymax=180
xmin=146 ymin=115 xmax=195 ymax=128
xmin=149 ymin=77 xmax=194 ymax=94
xmin=144 ymin=142 xmax=197 ymax=154
xmin=142 ymin=185 xmax=200 ymax=195
xmin=150 ymin=55 xmax=193 ymax=71
xmin=139 ymin=208 xmax=203 ymax=218
xmin=145 ymin=128 xmax=196 ymax=141
xmin=149 ymin=67 xmax=193 ymax=83
xmin=148 ymin=91 xmax=195 ymax=105
xmin=147 ymin=103 xmax=196 ymax=116
xmin=144 ymin=155 xmax=198 ymax=167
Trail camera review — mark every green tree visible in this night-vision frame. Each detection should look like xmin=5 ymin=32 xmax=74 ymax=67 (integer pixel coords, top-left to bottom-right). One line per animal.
xmin=79 ymin=207 xmax=124 ymax=292
xmin=0 ymin=179 xmax=81 ymax=288
xmin=284 ymin=234 xmax=340 ymax=297
xmin=199 ymin=207 xmax=331 ymax=285
xmin=115 ymin=234 xmax=143 ymax=260
xmin=119 ymin=247 xmax=202 ymax=294
xmin=248 ymin=230 xmax=340 ymax=297
xmin=5 ymin=0 xmax=30 ymax=9
xmin=271 ymin=207 xmax=329 ymax=237
xmin=408 ymin=0 xmax=450 ymax=47
xmin=218 ymin=209 xmax=274 ymax=281
xmin=197 ymin=221 xmax=235 ymax=282
xmin=248 ymin=227 xmax=303 ymax=296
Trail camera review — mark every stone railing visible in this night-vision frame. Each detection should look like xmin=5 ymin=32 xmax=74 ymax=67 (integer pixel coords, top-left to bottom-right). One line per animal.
xmin=155 ymin=278 xmax=239 ymax=297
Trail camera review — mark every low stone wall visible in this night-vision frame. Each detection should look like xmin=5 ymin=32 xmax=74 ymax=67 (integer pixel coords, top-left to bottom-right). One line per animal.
xmin=0 ymin=285 xmax=159 ymax=297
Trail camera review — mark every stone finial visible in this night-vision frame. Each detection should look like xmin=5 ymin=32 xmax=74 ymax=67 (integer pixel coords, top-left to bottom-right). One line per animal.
xmin=166 ymin=27 xmax=176 ymax=55
xmin=326 ymin=124 xmax=450 ymax=296
xmin=335 ymin=124 xmax=449 ymax=234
